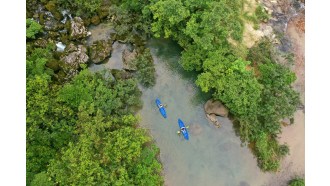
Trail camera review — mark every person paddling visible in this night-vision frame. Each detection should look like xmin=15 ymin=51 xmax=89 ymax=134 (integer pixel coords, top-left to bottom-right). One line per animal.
xmin=181 ymin=127 xmax=185 ymax=132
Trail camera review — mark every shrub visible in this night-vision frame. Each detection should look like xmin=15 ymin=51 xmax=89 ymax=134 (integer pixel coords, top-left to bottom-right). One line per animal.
xmin=26 ymin=19 xmax=43 ymax=39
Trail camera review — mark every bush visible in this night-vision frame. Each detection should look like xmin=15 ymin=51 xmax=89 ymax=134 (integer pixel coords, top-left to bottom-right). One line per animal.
xmin=288 ymin=177 xmax=305 ymax=186
xmin=26 ymin=19 xmax=43 ymax=39
xmin=255 ymin=5 xmax=269 ymax=22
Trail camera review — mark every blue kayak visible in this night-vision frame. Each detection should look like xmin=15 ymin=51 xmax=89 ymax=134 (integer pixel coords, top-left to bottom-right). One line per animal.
xmin=155 ymin=98 xmax=167 ymax=118
xmin=178 ymin=119 xmax=189 ymax=140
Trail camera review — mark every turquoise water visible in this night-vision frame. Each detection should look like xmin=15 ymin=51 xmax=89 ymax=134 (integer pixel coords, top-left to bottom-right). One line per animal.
xmin=88 ymin=24 xmax=272 ymax=185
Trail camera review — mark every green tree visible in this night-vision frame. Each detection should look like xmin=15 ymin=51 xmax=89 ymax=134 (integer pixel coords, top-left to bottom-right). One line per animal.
xmin=26 ymin=19 xmax=43 ymax=39
xmin=197 ymin=57 xmax=262 ymax=117
xmin=48 ymin=106 xmax=163 ymax=185
xmin=149 ymin=0 xmax=190 ymax=38
xmin=56 ymin=0 xmax=102 ymax=16
xmin=30 ymin=172 xmax=54 ymax=186
xmin=58 ymin=69 xmax=142 ymax=115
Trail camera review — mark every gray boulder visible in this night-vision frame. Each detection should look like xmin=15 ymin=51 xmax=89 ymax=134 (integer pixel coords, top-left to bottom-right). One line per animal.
xmin=60 ymin=43 xmax=89 ymax=69
xmin=204 ymin=99 xmax=229 ymax=117
xmin=122 ymin=49 xmax=137 ymax=71
xmin=88 ymin=40 xmax=112 ymax=63
xmin=70 ymin=17 xmax=88 ymax=39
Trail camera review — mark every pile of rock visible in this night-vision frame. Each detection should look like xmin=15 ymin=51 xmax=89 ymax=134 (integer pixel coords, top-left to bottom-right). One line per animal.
xmin=204 ymin=99 xmax=229 ymax=128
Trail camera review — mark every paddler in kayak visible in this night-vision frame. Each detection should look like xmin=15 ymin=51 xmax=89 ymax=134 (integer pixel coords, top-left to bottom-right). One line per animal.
xmin=158 ymin=104 xmax=167 ymax=108
xmin=180 ymin=127 xmax=185 ymax=132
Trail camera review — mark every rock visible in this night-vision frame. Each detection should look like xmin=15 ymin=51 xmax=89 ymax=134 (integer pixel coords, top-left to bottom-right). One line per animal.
xmin=88 ymin=40 xmax=112 ymax=63
xmin=82 ymin=17 xmax=91 ymax=27
xmin=39 ymin=13 xmax=45 ymax=25
xmin=46 ymin=59 xmax=61 ymax=71
xmin=281 ymin=118 xmax=294 ymax=126
xmin=45 ymin=1 xmax=63 ymax=21
xmin=97 ymin=7 xmax=110 ymax=19
xmin=91 ymin=15 xmax=100 ymax=25
xmin=204 ymin=99 xmax=229 ymax=117
xmin=111 ymin=69 xmax=133 ymax=80
xmin=33 ymin=38 xmax=48 ymax=48
xmin=70 ymin=17 xmax=88 ymax=40
xmin=60 ymin=43 xmax=89 ymax=69
xmin=122 ymin=49 xmax=137 ymax=71
xmin=48 ymin=31 xmax=60 ymax=38
xmin=206 ymin=114 xmax=221 ymax=128
xmin=281 ymin=118 xmax=290 ymax=126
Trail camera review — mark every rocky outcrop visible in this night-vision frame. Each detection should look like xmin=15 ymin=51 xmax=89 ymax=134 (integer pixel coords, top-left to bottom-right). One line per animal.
xmin=45 ymin=1 xmax=63 ymax=21
xmin=204 ymin=99 xmax=229 ymax=117
xmin=122 ymin=49 xmax=137 ymax=71
xmin=88 ymin=40 xmax=112 ymax=63
xmin=70 ymin=17 xmax=89 ymax=40
xmin=206 ymin=114 xmax=221 ymax=128
xmin=60 ymin=43 xmax=89 ymax=68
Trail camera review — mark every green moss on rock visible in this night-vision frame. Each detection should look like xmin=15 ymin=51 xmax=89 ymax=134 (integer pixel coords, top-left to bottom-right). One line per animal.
xmin=91 ymin=15 xmax=100 ymax=25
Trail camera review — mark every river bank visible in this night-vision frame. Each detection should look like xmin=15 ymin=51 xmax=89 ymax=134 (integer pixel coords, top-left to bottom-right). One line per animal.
xmin=265 ymin=5 xmax=305 ymax=185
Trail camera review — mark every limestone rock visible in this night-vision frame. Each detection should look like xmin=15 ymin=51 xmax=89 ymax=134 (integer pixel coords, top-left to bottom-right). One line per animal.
xmin=70 ymin=17 xmax=88 ymax=40
xmin=60 ymin=43 xmax=89 ymax=68
xmin=204 ymin=99 xmax=229 ymax=117
xmin=122 ymin=49 xmax=137 ymax=71
xmin=88 ymin=40 xmax=112 ymax=63
xmin=206 ymin=114 xmax=221 ymax=128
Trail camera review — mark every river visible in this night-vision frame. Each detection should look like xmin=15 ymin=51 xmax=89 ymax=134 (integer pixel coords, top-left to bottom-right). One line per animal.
xmin=87 ymin=23 xmax=275 ymax=185
xmin=138 ymin=39 xmax=272 ymax=186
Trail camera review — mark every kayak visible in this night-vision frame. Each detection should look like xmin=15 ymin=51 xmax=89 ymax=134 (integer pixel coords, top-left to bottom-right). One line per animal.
xmin=178 ymin=118 xmax=189 ymax=140
xmin=155 ymin=98 xmax=167 ymax=118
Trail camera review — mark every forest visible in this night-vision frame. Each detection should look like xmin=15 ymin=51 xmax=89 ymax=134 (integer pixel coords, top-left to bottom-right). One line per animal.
xmin=27 ymin=0 xmax=301 ymax=185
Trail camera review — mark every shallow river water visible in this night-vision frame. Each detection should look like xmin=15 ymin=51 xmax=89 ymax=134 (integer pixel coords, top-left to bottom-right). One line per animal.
xmin=87 ymin=23 xmax=275 ymax=186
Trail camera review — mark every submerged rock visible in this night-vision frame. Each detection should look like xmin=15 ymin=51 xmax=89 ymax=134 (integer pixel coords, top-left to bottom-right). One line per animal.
xmin=189 ymin=124 xmax=203 ymax=135
xmin=204 ymin=99 xmax=229 ymax=117
xmin=88 ymin=40 xmax=112 ymax=63
xmin=122 ymin=49 xmax=137 ymax=71
xmin=70 ymin=17 xmax=88 ymax=40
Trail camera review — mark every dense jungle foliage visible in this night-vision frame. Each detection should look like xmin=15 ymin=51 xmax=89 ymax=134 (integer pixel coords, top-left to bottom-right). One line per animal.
xmin=26 ymin=19 xmax=162 ymax=185
xmin=27 ymin=0 xmax=300 ymax=185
